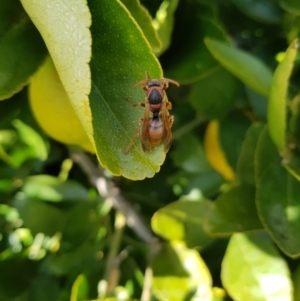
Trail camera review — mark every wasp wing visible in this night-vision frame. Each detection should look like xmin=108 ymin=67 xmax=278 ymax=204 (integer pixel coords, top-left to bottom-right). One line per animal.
xmin=141 ymin=102 xmax=151 ymax=152
xmin=161 ymin=100 xmax=173 ymax=152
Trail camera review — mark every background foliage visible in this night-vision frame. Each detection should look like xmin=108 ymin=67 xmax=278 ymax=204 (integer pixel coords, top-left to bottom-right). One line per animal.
xmin=1 ymin=0 xmax=300 ymax=300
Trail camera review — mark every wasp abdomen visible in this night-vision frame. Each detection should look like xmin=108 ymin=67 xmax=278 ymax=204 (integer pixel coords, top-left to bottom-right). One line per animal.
xmin=148 ymin=117 xmax=164 ymax=146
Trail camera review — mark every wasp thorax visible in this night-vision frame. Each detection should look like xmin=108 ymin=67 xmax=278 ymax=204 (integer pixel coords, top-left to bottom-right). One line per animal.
xmin=147 ymin=80 xmax=161 ymax=87
xmin=148 ymin=89 xmax=163 ymax=104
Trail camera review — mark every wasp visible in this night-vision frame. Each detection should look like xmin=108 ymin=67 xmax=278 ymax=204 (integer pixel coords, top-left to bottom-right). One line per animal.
xmin=125 ymin=72 xmax=179 ymax=154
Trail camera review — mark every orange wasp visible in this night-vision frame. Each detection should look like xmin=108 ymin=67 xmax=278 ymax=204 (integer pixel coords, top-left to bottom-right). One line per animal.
xmin=125 ymin=72 xmax=179 ymax=154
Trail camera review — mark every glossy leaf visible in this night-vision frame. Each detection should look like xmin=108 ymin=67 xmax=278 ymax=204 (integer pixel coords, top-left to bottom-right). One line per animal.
xmin=152 ymin=241 xmax=212 ymax=301
xmin=152 ymin=0 xmax=179 ymax=55
xmin=255 ymin=126 xmax=300 ymax=257
xmin=70 ymin=274 xmax=89 ymax=301
xmin=236 ymin=122 xmax=264 ymax=186
xmin=232 ymin=0 xmax=282 ymax=24
xmin=205 ymin=38 xmax=272 ymax=96
xmin=0 ymin=0 xmax=47 ymax=100
xmin=189 ymin=66 xmax=240 ymax=119
xmin=204 ymin=186 xmax=262 ymax=235
xmin=222 ymin=232 xmax=293 ymax=301
xmin=280 ymin=0 xmax=300 ymax=15
xmin=88 ymin=0 xmax=165 ymax=179
xmin=152 ymin=198 xmax=213 ymax=248
xmin=21 ymin=175 xmax=88 ymax=202
xmin=268 ymin=39 xmax=298 ymax=151
xmin=165 ymin=17 xmax=229 ymax=84
xmin=120 ymin=0 xmax=161 ymax=53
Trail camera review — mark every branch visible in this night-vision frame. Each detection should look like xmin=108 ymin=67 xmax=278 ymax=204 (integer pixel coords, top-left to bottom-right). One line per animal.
xmin=70 ymin=150 xmax=154 ymax=244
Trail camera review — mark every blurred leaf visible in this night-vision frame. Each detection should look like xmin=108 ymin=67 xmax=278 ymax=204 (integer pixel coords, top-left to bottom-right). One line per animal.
xmin=15 ymin=198 xmax=65 ymax=236
xmin=71 ymin=274 xmax=89 ymax=301
xmin=255 ymin=126 xmax=300 ymax=257
xmin=0 ymin=0 xmax=47 ymax=100
xmin=204 ymin=186 xmax=262 ymax=235
xmin=232 ymin=0 xmax=282 ymax=24
xmin=120 ymin=0 xmax=161 ymax=53
xmin=205 ymin=38 xmax=272 ymax=96
xmin=12 ymin=119 xmax=48 ymax=161
xmin=212 ymin=287 xmax=227 ymax=301
xmin=152 ymin=241 xmax=212 ymax=301
xmin=280 ymin=0 xmax=300 ymax=15
xmin=0 ymin=256 xmax=38 ymax=299
xmin=219 ymin=111 xmax=251 ymax=170
xmin=22 ymin=175 xmax=88 ymax=202
xmin=165 ymin=16 xmax=229 ymax=84
xmin=204 ymin=120 xmax=235 ymax=182
xmin=189 ymin=66 xmax=240 ymax=119
xmin=28 ymin=275 xmax=60 ymax=301
xmin=236 ymin=122 xmax=264 ymax=186
xmin=29 ymin=56 xmax=94 ymax=153
xmin=171 ymin=133 xmax=211 ymax=173
xmin=268 ymin=39 xmax=298 ymax=151
xmin=152 ymin=0 xmax=179 ymax=55
xmin=222 ymin=232 xmax=293 ymax=301
xmin=245 ymin=87 xmax=268 ymax=121
xmin=152 ymin=198 xmax=213 ymax=248
xmin=293 ymin=264 xmax=300 ymax=301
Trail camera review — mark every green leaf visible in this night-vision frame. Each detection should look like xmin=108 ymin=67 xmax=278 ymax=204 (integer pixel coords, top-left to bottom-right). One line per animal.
xmin=152 ymin=0 xmax=179 ymax=55
xmin=12 ymin=119 xmax=48 ymax=161
xmin=165 ymin=17 xmax=229 ymax=84
xmin=280 ymin=0 xmax=300 ymax=15
xmin=20 ymin=0 xmax=93 ymax=151
xmin=236 ymin=122 xmax=264 ymax=186
xmin=189 ymin=66 xmax=240 ymax=119
xmin=171 ymin=133 xmax=211 ymax=173
xmin=232 ymin=0 xmax=282 ymax=24
xmin=293 ymin=264 xmax=300 ymax=301
xmin=120 ymin=0 xmax=161 ymax=53
xmin=245 ymin=87 xmax=268 ymax=121
xmin=219 ymin=111 xmax=251 ymax=170
xmin=70 ymin=274 xmax=89 ymax=301
xmin=152 ymin=198 xmax=213 ymax=248
xmin=152 ymin=241 xmax=212 ymax=301
xmin=0 ymin=0 xmax=47 ymax=100
xmin=203 ymin=186 xmax=262 ymax=235
xmin=0 ymin=256 xmax=38 ymax=299
xmin=222 ymin=232 xmax=293 ymax=301
xmin=255 ymin=126 xmax=300 ymax=257
xmin=204 ymin=38 xmax=272 ymax=96
xmin=268 ymin=39 xmax=299 ymax=151
xmin=21 ymin=175 xmax=88 ymax=202
xmin=88 ymin=0 xmax=166 ymax=180
xmin=15 ymin=198 xmax=65 ymax=236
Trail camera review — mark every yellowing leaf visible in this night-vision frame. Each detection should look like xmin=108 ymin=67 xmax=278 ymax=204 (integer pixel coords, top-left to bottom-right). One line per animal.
xmin=20 ymin=0 xmax=93 ymax=145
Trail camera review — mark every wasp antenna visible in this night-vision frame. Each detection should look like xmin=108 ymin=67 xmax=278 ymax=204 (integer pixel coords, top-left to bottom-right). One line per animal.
xmin=164 ymin=78 xmax=180 ymax=87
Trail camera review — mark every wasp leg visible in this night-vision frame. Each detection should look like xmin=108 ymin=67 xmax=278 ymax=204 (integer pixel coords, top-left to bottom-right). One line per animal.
xmin=126 ymin=98 xmax=145 ymax=108
xmin=165 ymin=101 xmax=172 ymax=110
xmin=124 ymin=118 xmax=144 ymax=154
xmin=168 ymin=115 xmax=174 ymax=128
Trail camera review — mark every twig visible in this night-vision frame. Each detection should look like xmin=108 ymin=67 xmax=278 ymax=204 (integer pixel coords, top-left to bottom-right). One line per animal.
xmin=70 ymin=151 xmax=154 ymax=243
